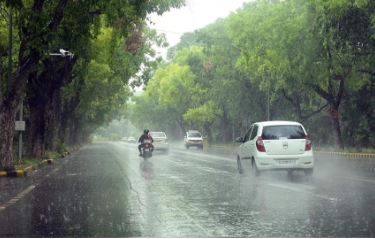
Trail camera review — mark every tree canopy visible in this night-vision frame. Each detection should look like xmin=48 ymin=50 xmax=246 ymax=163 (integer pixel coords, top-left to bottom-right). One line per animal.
xmin=131 ymin=0 xmax=375 ymax=148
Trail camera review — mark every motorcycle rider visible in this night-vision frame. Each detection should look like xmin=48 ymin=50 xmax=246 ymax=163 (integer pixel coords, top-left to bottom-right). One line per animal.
xmin=138 ymin=129 xmax=154 ymax=156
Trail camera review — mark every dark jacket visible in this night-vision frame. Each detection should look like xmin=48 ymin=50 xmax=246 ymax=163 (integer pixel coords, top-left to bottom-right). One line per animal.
xmin=138 ymin=133 xmax=153 ymax=144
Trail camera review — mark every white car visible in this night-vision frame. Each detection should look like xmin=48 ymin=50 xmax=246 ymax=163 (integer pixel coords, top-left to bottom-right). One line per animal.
xmin=236 ymin=121 xmax=314 ymax=176
xmin=184 ymin=130 xmax=203 ymax=149
xmin=127 ymin=136 xmax=136 ymax=143
xmin=150 ymin=131 xmax=169 ymax=152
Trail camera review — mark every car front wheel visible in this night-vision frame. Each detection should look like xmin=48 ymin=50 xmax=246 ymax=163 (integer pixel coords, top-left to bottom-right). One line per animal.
xmin=237 ymin=156 xmax=243 ymax=174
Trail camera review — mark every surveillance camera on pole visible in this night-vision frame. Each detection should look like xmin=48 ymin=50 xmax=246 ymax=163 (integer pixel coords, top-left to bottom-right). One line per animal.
xmin=59 ymin=48 xmax=68 ymax=56
xmin=49 ymin=49 xmax=74 ymax=58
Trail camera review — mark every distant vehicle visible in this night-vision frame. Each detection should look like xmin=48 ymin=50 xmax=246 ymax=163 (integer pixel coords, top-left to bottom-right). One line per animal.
xmin=127 ymin=136 xmax=136 ymax=143
xmin=184 ymin=130 xmax=203 ymax=149
xmin=150 ymin=131 xmax=169 ymax=152
xmin=236 ymin=121 xmax=314 ymax=177
xmin=121 ymin=137 xmax=128 ymax=141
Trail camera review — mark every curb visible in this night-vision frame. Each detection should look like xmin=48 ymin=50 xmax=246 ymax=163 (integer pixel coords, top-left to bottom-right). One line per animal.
xmin=0 ymin=158 xmax=54 ymax=178
xmin=0 ymin=169 xmax=28 ymax=177
xmin=207 ymin=144 xmax=375 ymax=159
xmin=314 ymin=151 xmax=375 ymax=159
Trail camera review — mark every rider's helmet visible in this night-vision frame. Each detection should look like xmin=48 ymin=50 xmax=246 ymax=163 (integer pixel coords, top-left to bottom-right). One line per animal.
xmin=144 ymin=129 xmax=149 ymax=134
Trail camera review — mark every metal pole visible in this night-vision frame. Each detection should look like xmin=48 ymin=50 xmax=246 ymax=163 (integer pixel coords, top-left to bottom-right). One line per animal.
xmin=267 ymin=82 xmax=270 ymax=121
xmin=18 ymin=101 xmax=23 ymax=160
xmin=7 ymin=7 xmax=13 ymax=95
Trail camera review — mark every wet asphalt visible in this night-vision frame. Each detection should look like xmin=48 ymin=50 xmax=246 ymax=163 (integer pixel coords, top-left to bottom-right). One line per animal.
xmin=0 ymin=142 xmax=375 ymax=237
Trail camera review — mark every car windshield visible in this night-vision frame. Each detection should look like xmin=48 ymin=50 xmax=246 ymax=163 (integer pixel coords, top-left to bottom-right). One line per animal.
xmin=151 ymin=132 xmax=166 ymax=138
xmin=262 ymin=125 xmax=306 ymax=140
xmin=188 ymin=132 xmax=201 ymax=137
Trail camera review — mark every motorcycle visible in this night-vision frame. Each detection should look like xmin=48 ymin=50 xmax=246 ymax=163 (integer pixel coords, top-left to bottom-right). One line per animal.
xmin=142 ymin=139 xmax=153 ymax=159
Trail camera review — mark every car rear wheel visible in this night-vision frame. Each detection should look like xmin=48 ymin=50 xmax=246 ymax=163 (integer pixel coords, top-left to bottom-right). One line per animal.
xmin=304 ymin=168 xmax=313 ymax=176
xmin=237 ymin=156 xmax=243 ymax=174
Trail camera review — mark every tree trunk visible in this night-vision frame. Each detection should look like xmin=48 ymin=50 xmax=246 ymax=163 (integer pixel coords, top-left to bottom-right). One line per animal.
xmin=26 ymin=100 xmax=45 ymax=157
xmin=0 ymin=105 xmax=17 ymax=170
xmin=329 ymin=105 xmax=344 ymax=149
xmin=44 ymin=90 xmax=62 ymax=151
xmin=221 ymin=110 xmax=232 ymax=143
xmin=0 ymin=0 xmax=69 ymax=168
xmin=203 ymin=123 xmax=213 ymax=144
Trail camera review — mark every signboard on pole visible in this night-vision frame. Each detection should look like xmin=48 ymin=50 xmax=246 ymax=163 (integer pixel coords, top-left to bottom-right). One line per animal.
xmin=15 ymin=121 xmax=25 ymax=131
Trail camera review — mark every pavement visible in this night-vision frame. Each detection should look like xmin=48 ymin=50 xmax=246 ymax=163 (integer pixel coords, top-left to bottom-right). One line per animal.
xmin=0 ymin=142 xmax=375 ymax=237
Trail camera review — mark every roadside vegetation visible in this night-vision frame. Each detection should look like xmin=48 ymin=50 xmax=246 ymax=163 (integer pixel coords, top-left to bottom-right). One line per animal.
xmin=130 ymin=0 xmax=375 ymax=151
xmin=0 ymin=0 xmax=184 ymax=170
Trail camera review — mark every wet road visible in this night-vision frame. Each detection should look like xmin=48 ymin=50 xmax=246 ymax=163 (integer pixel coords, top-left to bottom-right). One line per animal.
xmin=0 ymin=142 xmax=375 ymax=237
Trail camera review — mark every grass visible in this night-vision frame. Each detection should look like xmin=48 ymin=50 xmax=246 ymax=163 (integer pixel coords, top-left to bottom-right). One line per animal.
xmin=13 ymin=149 xmax=66 ymax=170
xmin=44 ymin=150 xmax=61 ymax=159
xmin=14 ymin=157 xmax=41 ymax=169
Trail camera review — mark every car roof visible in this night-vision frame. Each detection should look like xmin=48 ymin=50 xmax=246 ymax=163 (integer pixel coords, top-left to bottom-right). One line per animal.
xmin=255 ymin=121 xmax=302 ymax=126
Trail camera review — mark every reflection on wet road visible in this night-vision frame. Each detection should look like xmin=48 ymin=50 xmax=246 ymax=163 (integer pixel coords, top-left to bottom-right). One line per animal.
xmin=0 ymin=142 xmax=374 ymax=237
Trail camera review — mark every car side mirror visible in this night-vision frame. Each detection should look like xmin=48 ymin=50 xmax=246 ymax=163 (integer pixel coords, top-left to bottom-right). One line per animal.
xmin=235 ymin=137 xmax=244 ymax=143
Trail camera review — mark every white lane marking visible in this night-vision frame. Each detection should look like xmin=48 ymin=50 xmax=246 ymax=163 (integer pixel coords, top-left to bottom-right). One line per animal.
xmin=265 ymin=182 xmax=338 ymax=202
xmin=171 ymin=148 xmax=234 ymax=162
xmin=167 ymin=175 xmax=187 ymax=184
xmin=0 ymin=185 xmax=36 ymax=212
xmin=167 ymin=204 xmax=214 ymax=237
xmin=162 ymin=156 xmax=232 ymax=175
xmin=344 ymin=176 xmax=375 ymax=184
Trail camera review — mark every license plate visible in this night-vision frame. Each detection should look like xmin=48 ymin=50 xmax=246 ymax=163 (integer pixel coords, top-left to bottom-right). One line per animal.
xmin=279 ymin=160 xmax=295 ymax=164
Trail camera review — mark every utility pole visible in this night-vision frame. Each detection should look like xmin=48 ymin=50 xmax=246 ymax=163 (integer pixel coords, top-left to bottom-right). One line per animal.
xmin=18 ymin=101 xmax=24 ymax=160
xmin=267 ymin=83 xmax=270 ymax=121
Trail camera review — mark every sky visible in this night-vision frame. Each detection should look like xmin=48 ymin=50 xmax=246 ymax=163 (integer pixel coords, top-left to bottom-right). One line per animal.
xmin=147 ymin=0 xmax=252 ymax=57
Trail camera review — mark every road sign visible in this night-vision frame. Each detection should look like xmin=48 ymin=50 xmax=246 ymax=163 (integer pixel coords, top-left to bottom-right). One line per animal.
xmin=15 ymin=121 xmax=25 ymax=131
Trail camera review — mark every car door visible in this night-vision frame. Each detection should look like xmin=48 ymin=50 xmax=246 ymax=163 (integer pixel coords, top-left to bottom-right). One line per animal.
xmin=240 ymin=125 xmax=253 ymax=159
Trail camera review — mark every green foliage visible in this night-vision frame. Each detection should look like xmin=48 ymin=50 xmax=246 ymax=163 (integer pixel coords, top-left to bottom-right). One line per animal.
xmin=183 ymin=101 xmax=222 ymax=125
xmin=130 ymin=0 xmax=375 ymax=148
